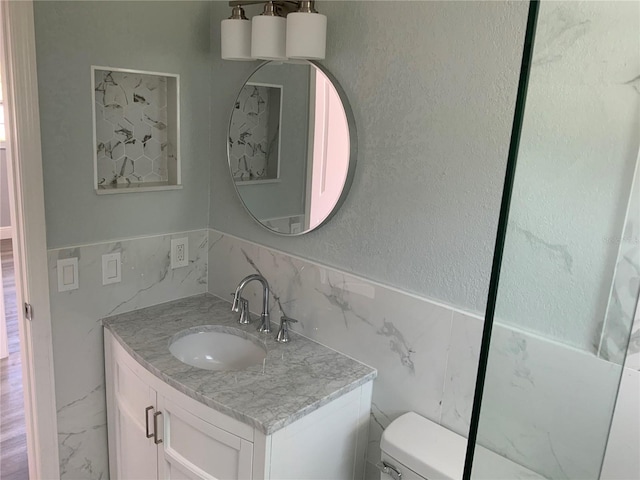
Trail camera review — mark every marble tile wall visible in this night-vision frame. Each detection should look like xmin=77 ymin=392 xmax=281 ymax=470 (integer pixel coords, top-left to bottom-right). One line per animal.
xmin=480 ymin=158 xmax=639 ymax=477
xmin=600 ymin=158 xmax=640 ymax=367
xmin=48 ymin=230 xmax=208 ymax=479
xmin=476 ymin=325 xmax=621 ymax=479
xmin=229 ymin=84 xmax=280 ymax=182
xmin=625 ymin=305 xmax=640 ymax=371
xmin=44 ymin=225 xmax=637 ymax=479
xmin=94 ymin=69 xmax=170 ymax=187
xmin=208 ymin=229 xmax=461 ymax=477
xmin=601 ymin=367 xmax=640 ymax=479
xmin=599 ymin=160 xmax=640 ymax=479
xmin=208 ymin=229 xmax=640 ymax=479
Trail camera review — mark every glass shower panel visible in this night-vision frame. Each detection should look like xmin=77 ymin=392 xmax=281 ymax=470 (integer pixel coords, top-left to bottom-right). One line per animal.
xmin=470 ymin=1 xmax=640 ymax=478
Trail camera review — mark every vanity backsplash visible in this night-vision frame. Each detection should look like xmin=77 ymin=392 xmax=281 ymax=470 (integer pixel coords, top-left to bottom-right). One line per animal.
xmin=208 ymin=229 xmax=481 ymax=477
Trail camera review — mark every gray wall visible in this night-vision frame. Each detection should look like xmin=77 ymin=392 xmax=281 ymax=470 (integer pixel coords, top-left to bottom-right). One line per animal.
xmin=210 ymin=1 xmax=528 ymax=314
xmin=1 ymin=149 xmax=11 ymax=228
xmin=35 ymin=1 xmax=212 ymax=249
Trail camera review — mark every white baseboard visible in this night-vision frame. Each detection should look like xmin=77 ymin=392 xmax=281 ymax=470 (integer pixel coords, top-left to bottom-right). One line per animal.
xmin=0 ymin=226 xmax=13 ymax=240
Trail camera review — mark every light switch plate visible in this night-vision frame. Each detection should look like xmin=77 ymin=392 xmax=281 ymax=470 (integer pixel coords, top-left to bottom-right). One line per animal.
xmin=57 ymin=257 xmax=79 ymax=292
xmin=102 ymin=252 xmax=121 ymax=285
xmin=171 ymin=238 xmax=189 ymax=269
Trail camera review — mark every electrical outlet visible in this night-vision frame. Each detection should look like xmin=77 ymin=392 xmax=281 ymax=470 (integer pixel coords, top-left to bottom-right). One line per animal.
xmin=171 ymin=238 xmax=189 ymax=269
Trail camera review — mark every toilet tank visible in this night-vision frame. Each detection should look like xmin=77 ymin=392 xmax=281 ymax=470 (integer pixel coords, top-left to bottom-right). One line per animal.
xmin=379 ymin=412 xmax=545 ymax=480
xmin=379 ymin=412 xmax=465 ymax=480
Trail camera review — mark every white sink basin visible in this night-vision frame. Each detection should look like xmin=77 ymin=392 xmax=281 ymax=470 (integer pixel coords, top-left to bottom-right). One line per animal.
xmin=169 ymin=327 xmax=267 ymax=371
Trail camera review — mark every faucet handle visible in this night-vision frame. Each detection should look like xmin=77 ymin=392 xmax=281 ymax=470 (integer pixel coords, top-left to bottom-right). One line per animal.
xmin=275 ymin=315 xmax=298 ymax=343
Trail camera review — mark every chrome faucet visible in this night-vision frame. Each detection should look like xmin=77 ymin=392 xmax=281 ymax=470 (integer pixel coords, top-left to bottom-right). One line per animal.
xmin=232 ymin=274 xmax=271 ymax=333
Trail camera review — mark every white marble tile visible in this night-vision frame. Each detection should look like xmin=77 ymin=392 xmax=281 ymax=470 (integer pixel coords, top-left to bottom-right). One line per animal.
xmin=471 ymin=446 xmax=546 ymax=480
xmin=364 ymin=402 xmax=391 ymax=480
xmin=57 ymin=383 xmax=108 ymax=480
xmin=364 ymin=458 xmax=382 ymax=480
xmin=208 ymin=229 xmax=454 ymax=468
xmin=626 ymin=303 xmax=640 ymax=371
xmin=476 ymin=323 xmax=621 ymax=479
xmin=440 ymin=311 xmax=483 ymax=437
xmin=601 ymin=367 xmax=640 ymax=480
xmin=49 ymin=230 xmax=208 ymax=479
xmin=600 ymin=156 xmax=640 ymax=366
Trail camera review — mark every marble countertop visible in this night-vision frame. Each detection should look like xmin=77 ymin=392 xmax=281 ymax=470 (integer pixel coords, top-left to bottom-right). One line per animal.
xmin=102 ymin=293 xmax=377 ymax=435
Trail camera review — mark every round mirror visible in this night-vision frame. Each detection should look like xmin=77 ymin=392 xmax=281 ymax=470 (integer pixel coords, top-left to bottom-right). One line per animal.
xmin=227 ymin=60 xmax=356 ymax=235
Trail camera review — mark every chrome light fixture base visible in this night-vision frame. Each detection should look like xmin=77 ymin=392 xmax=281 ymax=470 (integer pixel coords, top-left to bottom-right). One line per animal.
xmin=221 ymin=1 xmax=327 ymax=61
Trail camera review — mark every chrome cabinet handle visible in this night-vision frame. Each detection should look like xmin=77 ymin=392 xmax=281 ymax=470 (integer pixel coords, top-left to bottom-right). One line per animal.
xmin=145 ymin=406 xmax=154 ymax=438
xmin=153 ymin=411 xmax=163 ymax=444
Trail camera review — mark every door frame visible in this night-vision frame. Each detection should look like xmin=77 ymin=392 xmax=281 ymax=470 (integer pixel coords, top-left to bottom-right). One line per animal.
xmin=0 ymin=1 xmax=60 ymax=478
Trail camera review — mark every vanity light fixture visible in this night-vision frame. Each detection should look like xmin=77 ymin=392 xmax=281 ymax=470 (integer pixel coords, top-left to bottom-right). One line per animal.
xmin=251 ymin=1 xmax=287 ymax=60
xmin=286 ymin=1 xmax=326 ymax=59
xmin=221 ymin=1 xmax=327 ymax=61
xmin=221 ymin=5 xmax=252 ymax=60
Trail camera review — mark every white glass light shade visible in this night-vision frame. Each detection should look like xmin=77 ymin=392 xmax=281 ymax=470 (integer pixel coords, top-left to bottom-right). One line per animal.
xmin=286 ymin=12 xmax=327 ymax=59
xmin=251 ymin=15 xmax=287 ymax=60
xmin=221 ymin=18 xmax=253 ymax=61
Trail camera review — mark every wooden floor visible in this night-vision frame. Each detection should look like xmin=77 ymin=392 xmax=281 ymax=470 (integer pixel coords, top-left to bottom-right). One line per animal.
xmin=0 ymin=239 xmax=28 ymax=479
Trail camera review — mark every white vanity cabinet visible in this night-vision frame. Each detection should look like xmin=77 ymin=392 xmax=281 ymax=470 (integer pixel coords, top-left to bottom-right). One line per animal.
xmin=106 ymin=330 xmax=254 ymax=479
xmin=106 ymin=339 xmax=158 ymax=479
xmin=104 ymin=330 xmax=373 ymax=480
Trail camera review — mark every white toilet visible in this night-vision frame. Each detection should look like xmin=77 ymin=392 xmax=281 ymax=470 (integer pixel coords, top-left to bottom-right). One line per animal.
xmin=379 ymin=412 xmax=544 ymax=480
xmin=379 ymin=412 xmax=465 ymax=480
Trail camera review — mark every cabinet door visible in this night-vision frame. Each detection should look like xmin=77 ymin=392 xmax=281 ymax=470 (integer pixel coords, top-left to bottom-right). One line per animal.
xmin=107 ymin=339 xmax=159 ymax=480
xmin=157 ymin=396 xmax=253 ymax=480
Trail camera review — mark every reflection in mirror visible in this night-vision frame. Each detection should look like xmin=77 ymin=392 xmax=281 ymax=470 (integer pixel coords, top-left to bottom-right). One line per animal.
xmin=227 ymin=61 xmax=356 ymax=235
xmin=230 ymin=83 xmax=281 ymax=182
